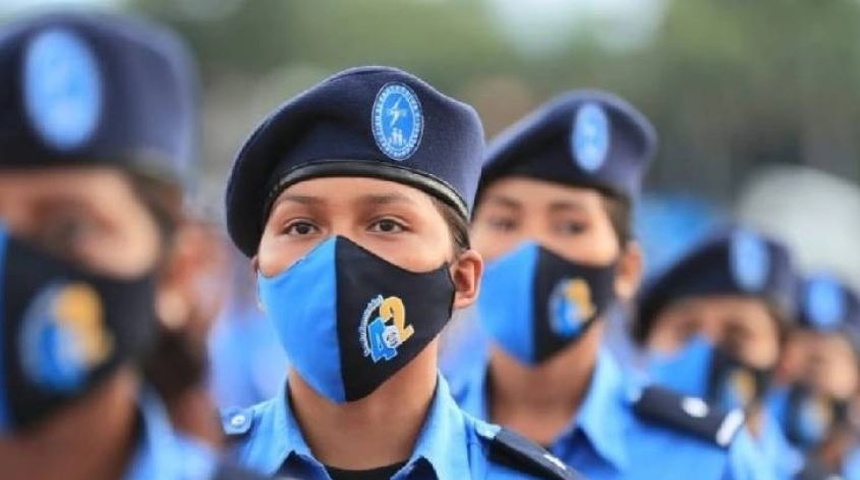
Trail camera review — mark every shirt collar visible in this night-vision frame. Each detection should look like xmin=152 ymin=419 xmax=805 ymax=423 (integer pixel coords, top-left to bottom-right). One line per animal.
xmin=253 ymin=375 xmax=471 ymax=479
xmin=403 ymin=375 xmax=470 ymax=479
xmin=125 ymin=388 xmax=216 ymax=480
xmin=565 ymin=349 xmax=629 ymax=471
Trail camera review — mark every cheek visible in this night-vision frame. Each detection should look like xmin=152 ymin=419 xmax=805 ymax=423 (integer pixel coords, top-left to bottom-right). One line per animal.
xmin=471 ymin=228 xmax=514 ymax=262
xmin=81 ymin=212 xmax=162 ymax=278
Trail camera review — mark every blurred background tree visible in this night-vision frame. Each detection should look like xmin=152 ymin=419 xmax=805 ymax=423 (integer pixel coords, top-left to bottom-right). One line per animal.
xmin=5 ymin=0 xmax=860 ymax=209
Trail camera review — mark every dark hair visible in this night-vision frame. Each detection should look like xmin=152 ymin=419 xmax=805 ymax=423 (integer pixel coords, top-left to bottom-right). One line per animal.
xmin=127 ymin=172 xmax=185 ymax=251
xmin=598 ymin=189 xmax=633 ymax=248
xmin=431 ymin=198 xmax=471 ymax=255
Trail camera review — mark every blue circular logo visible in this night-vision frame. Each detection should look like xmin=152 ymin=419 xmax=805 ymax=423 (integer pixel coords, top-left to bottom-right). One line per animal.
xmin=372 ymin=83 xmax=423 ymax=161
xmin=571 ymin=103 xmax=610 ymax=172
xmin=804 ymin=277 xmax=846 ymax=331
xmin=23 ymin=29 xmax=103 ymax=150
xmin=729 ymin=230 xmax=770 ymax=292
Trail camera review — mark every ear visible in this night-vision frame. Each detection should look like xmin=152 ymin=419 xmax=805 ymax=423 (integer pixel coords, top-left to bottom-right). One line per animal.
xmin=156 ymin=221 xmax=230 ymax=338
xmin=450 ymin=249 xmax=483 ymax=309
xmin=250 ymin=255 xmax=265 ymax=312
xmin=614 ymin=240 xmax=643 ymax=302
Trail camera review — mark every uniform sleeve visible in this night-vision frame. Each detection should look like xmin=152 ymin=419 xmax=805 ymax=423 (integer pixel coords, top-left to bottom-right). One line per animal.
xmin=723 ymin=429 xmax=779 ymax=480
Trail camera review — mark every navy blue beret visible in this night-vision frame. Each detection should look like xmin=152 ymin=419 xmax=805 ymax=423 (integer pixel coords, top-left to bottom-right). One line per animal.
xmin=797 ymin=274 xmax=860 ymax=349
xmin=0 ymin=11 xmax=198 ymax=187
xmin=479 ymin=89 xmax=656 ymax=203
xmin=226 ymin=66 xmax=485 ymax=257
xmin=634 ymin=225 xmax=798 ymax=342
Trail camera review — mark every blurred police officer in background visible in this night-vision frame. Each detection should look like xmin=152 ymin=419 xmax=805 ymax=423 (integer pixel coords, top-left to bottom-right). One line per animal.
xmin=0 ymin=10 xmax=272 ymax=479
xmin=770 ymin=274 xmax=860 ymax=478
xmin=636 ymin=226 xmax=836 ymax=478
xmin=444 ymin=90 xmax=771 ymax=479
xmin=220 ymin=65 xmax=583 ymax=480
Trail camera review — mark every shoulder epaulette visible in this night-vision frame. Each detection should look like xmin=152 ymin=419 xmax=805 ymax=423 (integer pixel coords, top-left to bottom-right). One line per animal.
xmin=475 ymin=422 xmax=584 ymax=480
xmin=210 ymin=463 xmax=283 ymax=480
xmin=794 ymin=458 xmax=843 ymax=480
xmin=220 ymin=406 xmax=254 ymax=438
xmin=632 ymin=385 xmax=745 ymax=448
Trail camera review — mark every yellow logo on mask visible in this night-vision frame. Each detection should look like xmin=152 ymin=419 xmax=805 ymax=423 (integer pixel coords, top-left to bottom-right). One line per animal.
xmin=20 ymin=282 xmax=114 ymax=391
xmin=360 ymin=295 xmax=415 ymax=363
xmin=550 ymin=278 xmax=595 ymax=337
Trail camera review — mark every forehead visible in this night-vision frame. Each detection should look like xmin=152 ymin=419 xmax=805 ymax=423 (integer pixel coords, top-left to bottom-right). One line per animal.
xmin=478 ymin=177 xmax=604 ymax=209
xmin=268 ymin=176 xmax=439 ymax=212
xmin=664 ymin=295 xmax=778 ymax=326
xmin=0 ymin=166 xmax=131 ymax=198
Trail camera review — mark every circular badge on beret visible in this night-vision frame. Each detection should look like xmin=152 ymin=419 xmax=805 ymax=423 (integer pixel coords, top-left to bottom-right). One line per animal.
xmin=372 ymin=83 xmax=424 ymax=161
xmin=19 ymin=282 xmax=112 ymax=392
xmin=729 ymin=230 xmax=770 ymax=292
xmin=571 ymin=103 xmax=610 ymax=173
xmin=23 ymin=28 xmax=103 ymax=151
xmin=804 ymin=277 xmax=846 ymax=331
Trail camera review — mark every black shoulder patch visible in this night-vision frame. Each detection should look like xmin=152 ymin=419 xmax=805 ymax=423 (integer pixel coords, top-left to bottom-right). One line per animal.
xmin=483 ymin=427 xmax=585 ymax=480
xmin=795 ymin=458 xmax=843 ymax=480
xmin=632 ymin=386 xmax=745 ymax=449
xmin=210 ymin=463 xmax=270 ymax=480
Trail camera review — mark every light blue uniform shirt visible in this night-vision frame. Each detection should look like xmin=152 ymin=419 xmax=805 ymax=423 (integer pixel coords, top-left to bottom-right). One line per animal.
xmin=222 ymin=375 xmax=577 ymax=479
xmin=126 ymin=389 xmax=219 ymax=480
xmin=449 ymin=349 xmax=776 ymax=480
xmin=752 ymin=413 xmax=804 ymax=480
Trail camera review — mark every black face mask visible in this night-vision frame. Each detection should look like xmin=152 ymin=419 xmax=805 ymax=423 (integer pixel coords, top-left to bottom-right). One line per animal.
xmin=0 ymin=228 xmax=157 ymax=433
xmin=784 ymin=384 xmax=850 ymax=450
xmin=257 ymin=236 xmax=456 ymax=403
xmin=479 ymin=242 xmax=617 ymax=365
xmin=707 ymin=347 xmax=774 ymax=411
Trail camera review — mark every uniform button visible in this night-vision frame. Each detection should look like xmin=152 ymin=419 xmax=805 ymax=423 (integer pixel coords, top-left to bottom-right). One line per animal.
xmin=231 ymin=414 xmax=247 ymax=428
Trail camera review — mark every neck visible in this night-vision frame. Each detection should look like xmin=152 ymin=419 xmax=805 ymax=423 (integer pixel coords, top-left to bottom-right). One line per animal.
xmin=745 ymin=403 xmax=765 ymax=439
xmin=290 ymin=345 xmax=439 ymax=470
xmin=0 ymin=368 xmax=140 ymax=480
xmin=489 ymin=323 xmax=602 ymax=445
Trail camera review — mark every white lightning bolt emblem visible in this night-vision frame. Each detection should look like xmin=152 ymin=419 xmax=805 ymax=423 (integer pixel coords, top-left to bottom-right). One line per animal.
xmin=388 ymin=97 xmax=405 ymax=128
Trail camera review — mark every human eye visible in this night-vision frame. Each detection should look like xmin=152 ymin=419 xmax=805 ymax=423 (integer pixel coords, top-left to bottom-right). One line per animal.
xmin=485 ymin=215 xmax=518 ymax=233
xmin=368 ymin=218 xmax=406 ymax=234
xmin=283 ymin=220 xmax=320 ymax=236
xmin=553 ymin=220 xmax=587 ymax=236
xmin=37 ymin=211 xmax=101 ymax=258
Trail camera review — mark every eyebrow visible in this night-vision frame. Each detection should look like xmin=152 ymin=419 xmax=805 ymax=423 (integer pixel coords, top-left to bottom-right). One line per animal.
xmin=548 ymin=199 xmax=588 ymax=214
xmin=482 ymin=194 xmax=522 ymax=210
xmin=357 ymin=192 xmax=418 ymax=207
xmin=271 ymin=194 xmax=324 ymax=208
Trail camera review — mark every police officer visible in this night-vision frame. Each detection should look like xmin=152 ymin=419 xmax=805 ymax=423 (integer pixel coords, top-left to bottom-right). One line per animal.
xmin=0 ymin=11 xmax=271 ymax=479
xmin=220 ymin=66 xmax=582 ymax=480
xmin=447 ymin=91 xmax=773 ymax=479
xmin=636 ymin=226 xmax=811 ymax=479
xmin=773 ymin=274 xmax=860 ymax=477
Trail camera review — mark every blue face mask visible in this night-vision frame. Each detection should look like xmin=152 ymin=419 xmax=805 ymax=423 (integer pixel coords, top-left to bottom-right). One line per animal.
xmin=478 ymin=242 xmax=616 ymax=365
xmin=0 ymin=227 xmax=157 ymax=434
xmin=783 ymin=384 xmax=849 ymax=451
xmin=648 ymin=336 xmax=773 ymax=411
xmin=257 ymin=236 xmax=455 ymax=403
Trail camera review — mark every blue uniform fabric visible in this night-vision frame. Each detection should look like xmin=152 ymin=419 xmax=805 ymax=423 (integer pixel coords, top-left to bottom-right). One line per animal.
xmin=208 ymin=303 xmax=289 ymax=408
xmin=751 ymin=413 xmax=804 ymax=480
xmin=842 ymin=445 xmax=860 ymax=480
xmin=125 ymin=389 xmax=219 ymax=480
xmin=223 ymin=375 xmax=565 ymax=479
xmin=449 ymin=349 xmax=775 ymax=480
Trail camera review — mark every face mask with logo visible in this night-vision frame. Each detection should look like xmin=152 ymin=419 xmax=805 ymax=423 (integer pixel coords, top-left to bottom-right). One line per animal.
xmin=257 ymin=236 xmax=455 ymax=403
xmin=648 ymin=336 xmax=773 ymax=411
xmin=783 ymin=384 xmax=850 ymax=450
xmin=478 ymin=242 xmax=616 ymax=365
xmin=0 ymin=227 xmax=157 ymax=434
